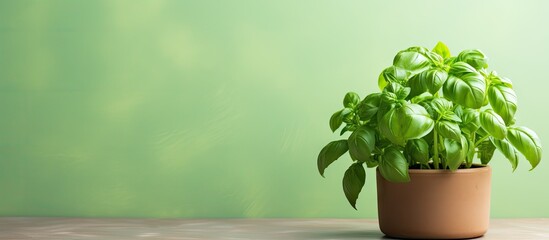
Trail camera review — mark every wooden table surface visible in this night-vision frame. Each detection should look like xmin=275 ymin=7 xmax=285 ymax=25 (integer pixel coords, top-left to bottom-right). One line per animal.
xmin=0 ymin=218 xmax=548 ymax=239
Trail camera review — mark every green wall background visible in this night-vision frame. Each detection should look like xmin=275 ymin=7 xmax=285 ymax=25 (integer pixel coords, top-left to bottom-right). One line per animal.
xmin=1 ymin=0 xmax=548 ymax=218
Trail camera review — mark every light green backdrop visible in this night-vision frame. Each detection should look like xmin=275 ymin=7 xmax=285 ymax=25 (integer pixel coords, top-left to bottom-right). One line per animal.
xmin=1 ymin=0 xmax=548 ymax=218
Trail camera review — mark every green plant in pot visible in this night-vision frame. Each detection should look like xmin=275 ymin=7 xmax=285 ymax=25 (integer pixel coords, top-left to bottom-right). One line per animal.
xmin=317 ymin=42 xmax=542 ymax=239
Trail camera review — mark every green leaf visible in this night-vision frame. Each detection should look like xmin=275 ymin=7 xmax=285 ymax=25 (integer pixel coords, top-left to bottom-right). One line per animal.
xmin=348 ymin=126 xmax=376 ymax=162
xmin=378 ymin=66 xmax=410 ymax=90
xmin=342 ymin=162 xmax=366 ymax=210
xmin=393 ymin=49 xmax=432 ymax=75
xmin=444 ymin=135 xmax=468 ymax=171
xmin=425 ymin=51 xmax=444 ymax=65
xmin=407 ymin=69 xmax=448 ymax=98
xmin=318 ymin=140 xmax=349 ymax=177
xmin=385 ymin=82 xmax=411 ymax=100
xmin=430 ymin=98 xmax=458 ymax=121
xmin=476 ymin=126 xmax=489 ymax=137
xmin=329 ymin=110 xmax=343 ymax=132
xmin=432 ymin=41 xmax=451 ymax=59
xmin=364 ymin=156 xmax=379 ymax=168
xmin=410 ymin=92 xmax=433 ymax=104
xmin=480 ymin=109 xmax=507 ymax=140
xmin=445 ymin=56 xmax=457 ymax=65
xmin=405 ymin=138 xmax=430 ymax=164
xmin=487 ymin=84 xmax=517 ymax=125
xmin=487 ymin=72 xmax=513 ymax=87
xmin=406 ymin=74 xmax=427 ymax=98
xmin=435 ymin=120 xmax=462 ymax=142
xmin=443 ymin=62 xmax=486 ymax=109
xmin=422 ymin=98 xmax=461 ymax=122
xmin=419 ymin=101 xmax=436 ymax=120
xmin=441 ymin=112 xmax=462 ymax=122
xmin=357 ymin=93 xmax=381 ymax=121
xmin=379 ymin=146 xmax=410 ymax=182
xmin=376 ymin=96 xmax=396 ymax=124
xmin=381 ymin=91 xmax=398 ymax=104
xmin=344 ymin=92 xmax=360 ymax=108
xmin=431 ymin=98 xmax=453 ymax=113
xmin=341 ymin=108 xmax=352 ymax=117
xmin=379 ymin=103 xmax=435 ymax=145
xmin=478 ymin=139 xmax=496 ymax=164
xmin=498 ymin=76 xmax=513 ymax=88
xmin=396 ymin=87 xmax=411 ymax=100
xmin=491 ymin=138 xmax=518 ymax=171
xmin=506 ymin=126 xmax=542 ymax=170
xmin=425 ymin=69 xmax=448 ymax=94
xmin=458 ymin=108 xmax=480 ymax=135
xmin=339 ymin=125 xmax=352 ymax=136
xmin=457 ymin=49 xmax=488 ymax=70
xmin=466 ymin=138 xmax=475 ymax=167
xmin=341 ymin=109 xmax=355 ymax=124
xmin=405 ymin=46 xmax=430 ymax=54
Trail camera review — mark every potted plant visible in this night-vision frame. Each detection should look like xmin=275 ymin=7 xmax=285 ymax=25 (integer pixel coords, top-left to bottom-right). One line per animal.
xmin=317 ymin=42 xmax=542 ymax=239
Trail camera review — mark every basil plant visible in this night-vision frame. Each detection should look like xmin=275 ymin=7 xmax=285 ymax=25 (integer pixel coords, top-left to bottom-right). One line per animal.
xmin=317 ymin=42 xmax=542 ymax=209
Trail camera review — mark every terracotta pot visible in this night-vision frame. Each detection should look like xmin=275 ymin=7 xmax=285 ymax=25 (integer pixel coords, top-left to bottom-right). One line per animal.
xmin=376 ymin=165 xmax=491 ymax=239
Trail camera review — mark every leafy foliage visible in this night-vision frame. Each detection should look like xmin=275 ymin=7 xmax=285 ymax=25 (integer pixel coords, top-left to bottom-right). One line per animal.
xmin=342 ymin=162 xmax=366 ymax=209
xmin=317 ymin=42 xmax=543 ymax=209
xmin=379 ymin=146 xmax=410 ymax=182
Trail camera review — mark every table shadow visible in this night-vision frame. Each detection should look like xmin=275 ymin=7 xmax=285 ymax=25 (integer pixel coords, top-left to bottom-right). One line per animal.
xmin=298 ymin=229 xmax=394 ymax=239
xmin=299 ymin=229 xmax=486 ymax=240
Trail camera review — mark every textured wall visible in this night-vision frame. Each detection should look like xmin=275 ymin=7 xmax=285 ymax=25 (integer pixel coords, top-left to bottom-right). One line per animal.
xmin=0 ymin=0 xmax=548 ymax=218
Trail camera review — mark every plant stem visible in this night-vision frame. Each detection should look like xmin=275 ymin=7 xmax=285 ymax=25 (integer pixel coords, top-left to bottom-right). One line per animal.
xmin=433 ymin=130 xmax=439 ymax=169
xmin=441 ymin=134 xmax=447 ymax=169
xmin=475 ymin=135 xmax=490 ymax=147
xmin=354 ymin=114 xmax=361 ymax=127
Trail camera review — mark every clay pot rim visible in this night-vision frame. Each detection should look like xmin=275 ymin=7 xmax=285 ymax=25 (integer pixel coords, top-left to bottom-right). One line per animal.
xmin=376 ymin=164 xmax=491 ymax=175
xmin=406 ymin=164 xmax=490 ymax=174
